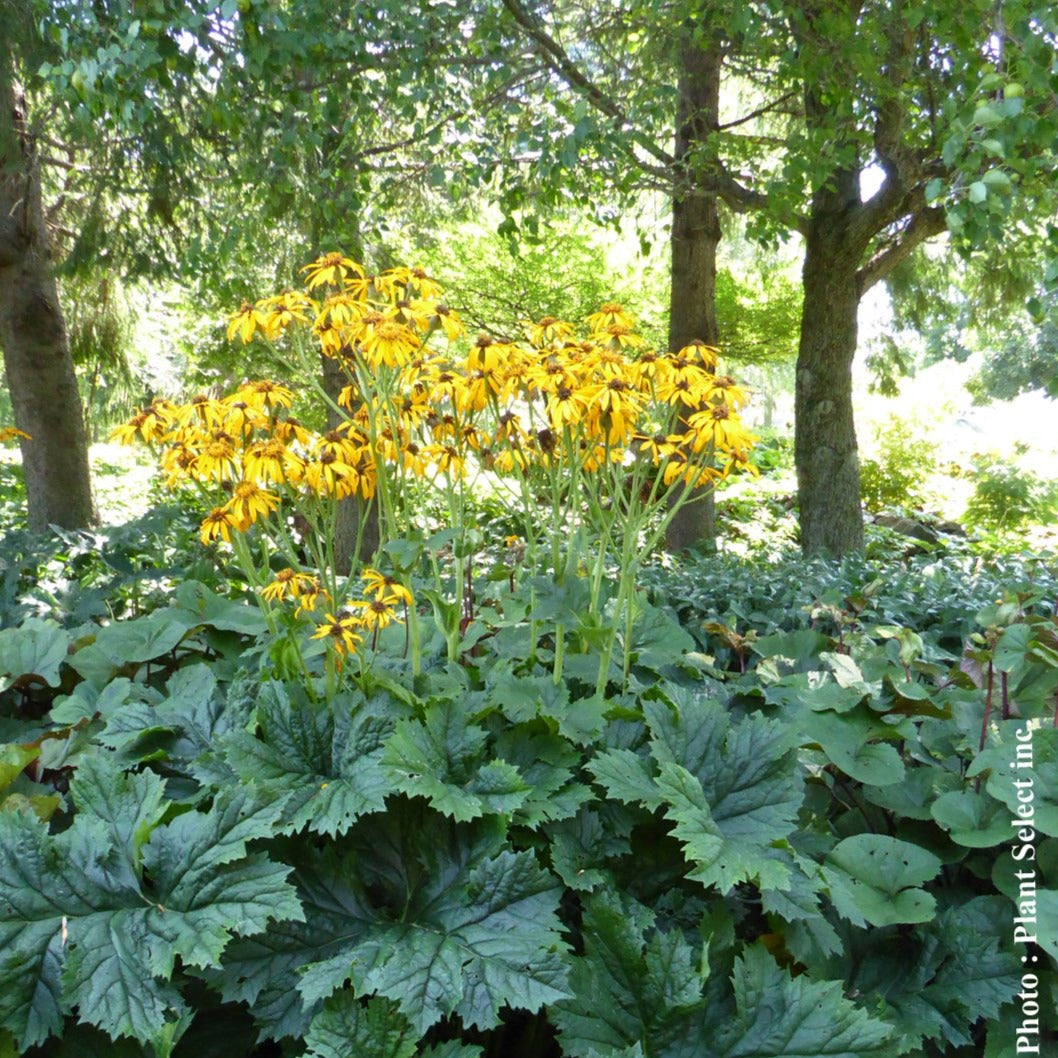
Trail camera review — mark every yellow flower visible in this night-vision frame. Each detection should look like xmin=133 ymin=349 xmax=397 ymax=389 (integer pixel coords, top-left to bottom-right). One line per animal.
xmin=673 ymin=340 xmax=719 ymax=369
xmin=547 ymin=383 xmax=590 ymax=430
xmin=588 ymin=377 xmax=643 ymax=443
xmin=590 ymin=323 xmax=645 ymax=349
xmin=635 ymin=432 xmax=685 ymax=463
xmin=432 ymin=303 xmax=465 ymax=341
xmin=0 ymin=427 xmax=31 ymax=443
xmin=302 ymin=252 xmax=364 ymax=289
xmin=227 ymin=302 xmax=271 ymax=344
xmin=316 ymin=292 xmax=368 ymax=330
xmin=585 ymin=302 xmax=635 ymax=331
xmin=261 ymin=567 xmax=315 ymax=602
xmin=355 ymin=593 xmax=404 ymax=631
xmin=311 ymin=611 xmax=364 ymax=656
xmin=361 ymin=568 xmax=413 ymax=607
xmin=707 ymin=374 xmax=751 ymax=409
xmin=193 ymin=437 xmax=240 ymax=482
xmin=303 ymin=451 xmax=360 ymax=499
xmin=243 ymin=439 xmax=304 ymax=484
xmin=686 ymin=404 xmax=758 ymax=455
xmin=466 ymin=333 xmax=516 ymax=373
xmin=295 ymin=578 xmax=330 ymax=616
xmin=110 ymin=402 xmax=174 ymax=444
xmin=237 ymin=379 xmax=295 ymax=411
xmin=259 ymin=290 xmax=316 ymax=339
xmin=525 ymin=315 xmax=575 ymax=348
xmin=359 ymin=320 xmax=420 ymax=369
xmin=225 ymin=480 xmax=280 ymax=528
xmin=406 ymin=265 xmax=445 ymax=300
xmin=200 ymin=507 xmax=238 ymax=545
xmin=273 ymin=417 xmax=313 ymax=447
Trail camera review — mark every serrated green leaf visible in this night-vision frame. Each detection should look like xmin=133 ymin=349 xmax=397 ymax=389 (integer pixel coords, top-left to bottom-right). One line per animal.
xmin=382 ymin=699 xmax=527 ymax=821
xmin=220 ymin=801 xmax=568 ymax=1039
xmin=304 ymin=992 xmax=416 ymax=1058
xmin=644 ymin=695 xmax=802 ymax=891
xmin=712 ymin=946 xmax=894 ymax=1057
xmin=551 ymin=889 xmax=703 ymax=1057
xmin=0 ymin=758 xmax=301 ymax=1049
xmin=226 ymin=686 xmax=391 ymax=836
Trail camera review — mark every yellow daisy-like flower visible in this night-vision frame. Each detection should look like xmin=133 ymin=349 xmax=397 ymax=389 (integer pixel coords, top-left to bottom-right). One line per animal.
xmin=316 ymin=292 xmax=368 ymax=331
xmin=635 ymin=432 xmax=685 ymax=463
xmin=193 ymin=437 xmax=240 ymax=482
xmin=361 ymin=568 xmax=413 ymax=607
xmin=302 ymin=252 xmax=364 ymax=289
xmin=243 ymin=439 xmax=304 ymax=484
xmin=674 ymin=340 xmax=720 ymax=369
xmin=590 ymin=323 xmax=645 ymax=349
xmin=273 ymin=417 xmax=313 ymax=447
xmin=260 ymin=567 xmax=316 ymax=602
xmin=0 ymin=427 xmax=31 ymax=443
xmin=686 ymin=403 xmax=758 ymax=455
xmin=311 ymin=611 xmax=364 ymax=656
xmin=524 ymin=315 xmax=575 ymax=348
xmin=405 ymin=265 xmax=445 ymax=300
xmin=585 ymin=302 xmax=635 ymax=331
xmin=355 ymin=593 xmax=404 ymax=631
xmin=547 ymin=383 xmax=590 ymax=430
xmin=359 ymin=320 xmax=420 ymax=369
xmin=707 ymin=374 xmax=751 ymax=410
xmin=236 ymin=379 xmax=295 ymax=411
xmin=225 ymin=480 xmax=280 ymax=529
xmin=200 ymin=507 xmax=238 ymax=545
xmin=466 ymin=333 xmax=516 ymax=374
xmin=588 ymin=376 xmax=643 ymax=443
xmin=302 ymin=451 xmax=360 ymax=499
xmin=432 ymin=303 xmax=465 ymax=341
xmin=110 ymin=402 xmax=175 ymax=445
xmin=227 ymin=301 xmax=271 ymax=344
xmin=294 ymin=577 xmax=330 ymax=616
xmin=259 ymin=290 xmax=315 ymax=339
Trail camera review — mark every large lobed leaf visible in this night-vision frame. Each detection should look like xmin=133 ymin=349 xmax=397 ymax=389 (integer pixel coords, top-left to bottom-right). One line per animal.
xmin=0 ymin=755 xmax=301 ymax=1049
xmin=216 ymin=799 xmax=569 ymax=1040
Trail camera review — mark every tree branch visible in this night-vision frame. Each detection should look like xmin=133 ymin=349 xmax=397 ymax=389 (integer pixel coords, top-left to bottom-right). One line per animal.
xmin=500 ymin=0 xmax=675 ymax=169
xmin=857 ymin=206 xmax=946 ymax=291
xmin=717 ymin=89 xmax=799 ymax=131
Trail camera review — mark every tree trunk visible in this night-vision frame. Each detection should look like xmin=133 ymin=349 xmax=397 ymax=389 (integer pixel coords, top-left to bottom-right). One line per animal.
xmin=0 ymin=65 xmax=96 ymax=531
xmin=664 ymin=28 xmax=721 ymax=553
xmin=795 ymin=208 xmax=865 ymax=557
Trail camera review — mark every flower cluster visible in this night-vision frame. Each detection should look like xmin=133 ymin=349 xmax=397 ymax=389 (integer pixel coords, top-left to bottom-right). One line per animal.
xmin=0 ymin=427 xmax=31 ymax=443
xmin=306 ymin=567 xmax=411 ymax=664
xmin=116 ymin=253 xmax=757 ymax=669
xmin=117 ymin=253 xmax=756 ymax=547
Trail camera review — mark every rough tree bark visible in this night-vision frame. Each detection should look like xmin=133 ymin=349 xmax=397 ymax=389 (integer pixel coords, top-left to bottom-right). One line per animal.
xmin=0 ymin=61 xmax=96 ymax=531
xmin=664 ymin=26 xmax=721 ymax=553
xmin=795 ymin=172 xmax=866 ymax=556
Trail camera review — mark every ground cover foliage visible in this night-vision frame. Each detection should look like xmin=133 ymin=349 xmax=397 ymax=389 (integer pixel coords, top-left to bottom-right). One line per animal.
xmin=1 ymin=521 xmax=1056 ymax=1057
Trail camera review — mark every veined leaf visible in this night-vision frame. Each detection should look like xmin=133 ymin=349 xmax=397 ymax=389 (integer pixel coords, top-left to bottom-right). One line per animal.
xmin=304 ymin=992 xmax=417 ymax=1058
xmin=218 ymin=801 xmax=568 ymax=1039
xmin=0 ymin=756 xmax=301 ymax=1049
xmin=644 ymin=693 xmax=803 ymax=891
xmin=382 ymin=699 xmax=530 ymax=822
xmin=226 ymin=683 xmax=391 ymax=836
xmin=823 ymin=834 xmax=941 ymax=927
